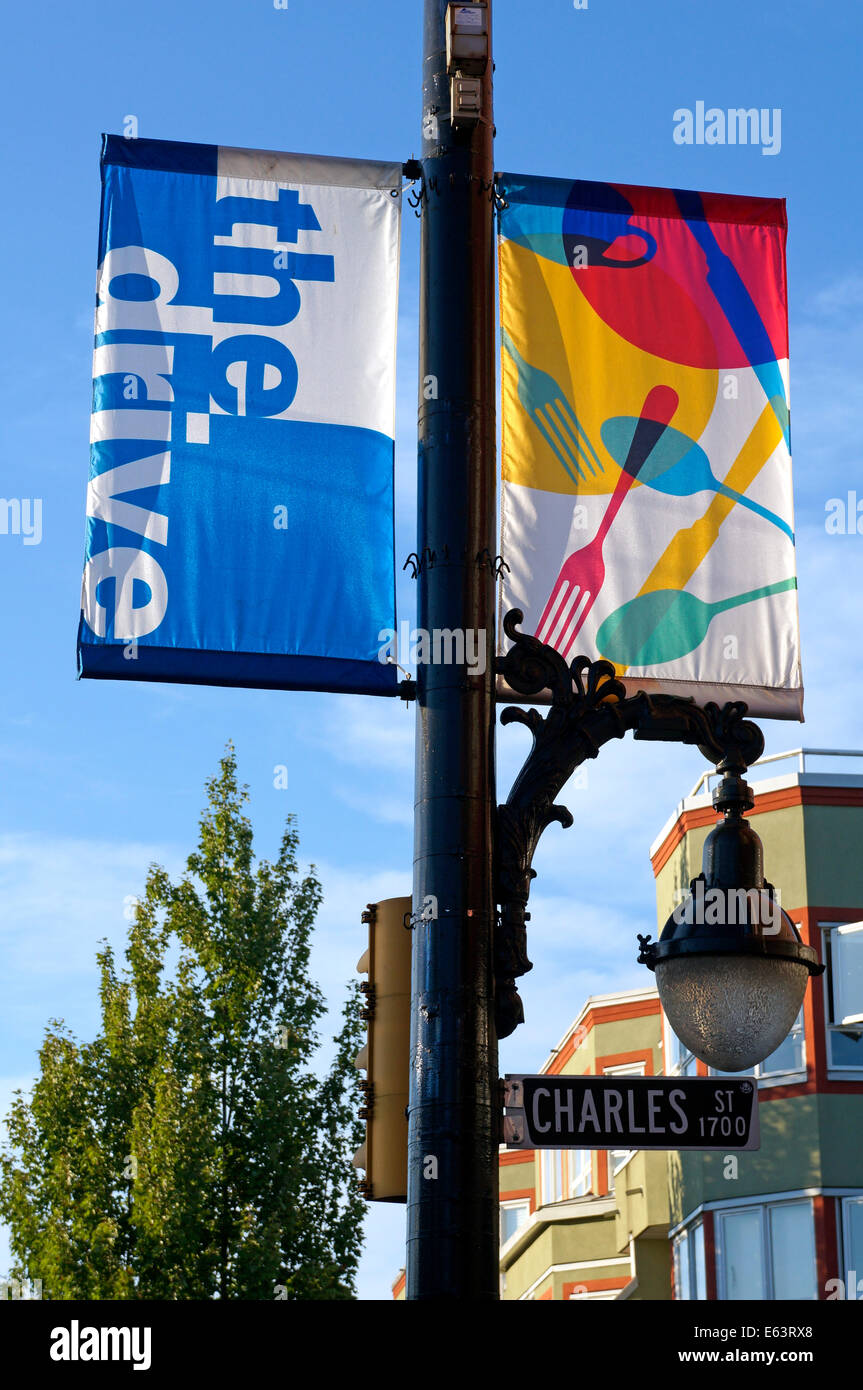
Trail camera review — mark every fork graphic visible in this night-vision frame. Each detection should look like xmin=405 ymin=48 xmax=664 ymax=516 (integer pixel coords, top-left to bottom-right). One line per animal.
xmin=535 ymin=384 xmax=679 ymax=661
xmin=503 ymin=330 xmax=604 ymax=484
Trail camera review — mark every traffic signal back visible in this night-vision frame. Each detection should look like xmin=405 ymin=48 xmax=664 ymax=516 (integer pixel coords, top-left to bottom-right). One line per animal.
xmin=353 ymin=896 xmax=411 ymax=1202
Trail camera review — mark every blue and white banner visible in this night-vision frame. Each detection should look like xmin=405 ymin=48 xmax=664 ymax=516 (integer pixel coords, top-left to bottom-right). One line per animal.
xmin=79 ymin=135 xmax=401 ymax=694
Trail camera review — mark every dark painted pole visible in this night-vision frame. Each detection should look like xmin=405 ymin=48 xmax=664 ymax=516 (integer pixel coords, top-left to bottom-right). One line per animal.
xmin=407 ymin=1 xmax=499 ymax=1299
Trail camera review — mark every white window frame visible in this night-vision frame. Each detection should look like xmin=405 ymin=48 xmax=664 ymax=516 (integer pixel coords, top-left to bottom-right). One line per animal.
xmin=757 ymin=1005 xmax=806 ymax=1081
xmin=672 ymin=1219 xmax=706 ymax=1300
xmin=500 ymin=1198 xmax=531 ymax=1247
xmin=840 ymin=1195 xmax=863 ymax=1293
xmin=603 ymin=1061 xmax=646 ymax=1177
xmin=832 ymin=923 xmax=863 ymax=1026
xmin=662 ymin=1014 xmax=699 ymax=1078
xmin=540 ymin=1149 xmax=566 ymax=1206
xmin=820 ymin=922 xmax=863 ymax=1075
xmin=715 ymin=1198 xmax=816 ymax=1301
xmin=568 ymin=1147 xmax=592 ymax=1198
xmin=709 ymin=1006 xmax=806 ymax=1087
xmin=540 ymin=1147 xmax=592 ymax=1204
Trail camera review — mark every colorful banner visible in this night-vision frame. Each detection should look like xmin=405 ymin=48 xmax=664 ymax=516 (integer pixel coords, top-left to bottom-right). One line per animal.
xmin=497 ymin=174 xmax=802 ymax=719
xmin=79 ymin=136 xmax=401 ymax=695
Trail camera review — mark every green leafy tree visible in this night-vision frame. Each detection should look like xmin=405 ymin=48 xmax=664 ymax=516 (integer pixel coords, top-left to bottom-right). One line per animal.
xmin=0 ymin=745 xmax=366 ymax=1299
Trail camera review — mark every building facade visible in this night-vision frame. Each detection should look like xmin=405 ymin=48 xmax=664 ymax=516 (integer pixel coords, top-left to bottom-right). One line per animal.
xmin=497 ymin=987 xmax=670 ymax=1301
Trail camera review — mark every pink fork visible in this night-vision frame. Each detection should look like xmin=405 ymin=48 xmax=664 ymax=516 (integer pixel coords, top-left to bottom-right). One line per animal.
xmin=535 ymin=385 xmax=679 ymax=661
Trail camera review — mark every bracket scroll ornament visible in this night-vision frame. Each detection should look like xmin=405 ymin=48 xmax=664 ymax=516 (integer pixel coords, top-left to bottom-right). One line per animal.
xmin=493 ymin=610 xmax=765 ymax=1039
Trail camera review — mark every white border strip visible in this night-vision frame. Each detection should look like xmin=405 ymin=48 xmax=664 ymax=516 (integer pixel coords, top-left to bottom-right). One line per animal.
xmin=217 ymin=146 xmax=402 ymax=189
xmin=517 ymin=1258 xmax=631 ymax=1303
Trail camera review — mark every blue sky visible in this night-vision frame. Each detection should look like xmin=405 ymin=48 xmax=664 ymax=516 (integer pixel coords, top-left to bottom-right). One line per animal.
xmin=2 ymin=0 xmax=863 ymax=1300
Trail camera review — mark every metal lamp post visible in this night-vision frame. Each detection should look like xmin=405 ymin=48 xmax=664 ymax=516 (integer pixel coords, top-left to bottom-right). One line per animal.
xmin=406 ymin=0 xmax=817 ymax=1300
xmin=407 ymin=0 xmax=498 ymax=1300
xmin=493 ymin=610 xmax=823 ymax=1046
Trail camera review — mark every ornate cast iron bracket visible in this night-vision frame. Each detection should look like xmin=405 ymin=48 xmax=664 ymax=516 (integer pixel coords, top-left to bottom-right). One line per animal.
xmin=493 ymin=609 xmax=765 ymax=1039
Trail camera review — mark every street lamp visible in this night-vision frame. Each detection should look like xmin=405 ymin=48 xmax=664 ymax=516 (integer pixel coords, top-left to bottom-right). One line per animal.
xmin=637 ymin=765 xmax=823 ymax=1072
xmin=494 ymin=610 xmax=824 ymax=1072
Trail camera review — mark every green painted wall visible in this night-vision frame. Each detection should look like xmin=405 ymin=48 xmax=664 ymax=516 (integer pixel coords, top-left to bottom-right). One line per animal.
xmin=655 ymin=806 xmax=807 ymax=926
xmin=614 ymin=1149 xmax=670 ymax=1249
xmin=558 ymin=1009 xmax=662 ymax=1078
xmin=669 ymin=1093 xmax=863 ymax=1223
xmin=632 ymin=1236 xmax=672 ymax=1300
xmin=670 ymin=1095 xmax=863 ymax=1224
xmin=799 ymin=805 xmax=863 ymax=907
xmin=501 ymin=1225 xmax=556 ymax=1300
xmin=817 ymin=1094 xmax=863 ymax=1185
xmin=669 ymin=1096 xmax=822 ymax=1224
xmin=502 ymin=1211 xmax=622 ymax=1300
xmin=500 ymin=1156 xmax=534 ymax=1198
xmin=655 ymin=800 xmax=863 ymax=928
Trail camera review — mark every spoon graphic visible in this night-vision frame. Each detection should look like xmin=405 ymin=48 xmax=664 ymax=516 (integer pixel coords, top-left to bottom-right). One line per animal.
xmin=596 ymin=578 xmax=797 ymax=667
xmin=600 ymin=416 xmax=793 ymax=541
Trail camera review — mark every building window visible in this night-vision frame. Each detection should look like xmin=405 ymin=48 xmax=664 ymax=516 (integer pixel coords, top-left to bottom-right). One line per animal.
xmin=715 ymin=1199 xmax=816 ymax=1300
xmin=541 ymin=1149 xmax=565 ymax=1205
xmin=758 ymin=1009 xmax=806 ymax=1076
xmin=822 ymin=923 xmax=863 ymax=1071
xmin=569 ymin=1148 xmax=592 ymax=1197
xmin=610 ymin=1153 xmax=629 ymax=1176
xmin=673 ymin=1220 xmax=706 ymax=1300
xmin=540 ymin=1148 xmax=592 ymax=1205
xmin=841 ymin=1196 xmax=863 ymax=1289
xmin=604 ymin=1061 xmax=646 ymax=1175
xmin=711 ymin=1008 xmax=805 ymax=1081
xmin=500 ymin=1199 xmax=530 ymax=1246
xmin=664 ymin=1017 xmax=698 ymax=1076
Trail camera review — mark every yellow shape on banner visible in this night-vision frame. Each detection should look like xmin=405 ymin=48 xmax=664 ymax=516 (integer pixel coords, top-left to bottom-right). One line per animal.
xmin=500 ymin=241 xmax=718 ymax=497
xmin=635 ymin=397 xmax=788 ymax=596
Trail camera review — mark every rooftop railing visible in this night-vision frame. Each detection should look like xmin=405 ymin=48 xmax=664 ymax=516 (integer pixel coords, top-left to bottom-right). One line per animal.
xmin=687 ymin=748 xmax=863 ymax=801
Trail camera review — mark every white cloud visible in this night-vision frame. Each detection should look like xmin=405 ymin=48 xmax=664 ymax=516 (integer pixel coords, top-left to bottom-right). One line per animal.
xmin=302 ymin=693 xmax=415 ymax=774
xmin=808 ymin=274 xmax=863 ymax=318
xmin=0 ymin=833 xmax=183 ymax=978
xmin=309 ymin=860 xmax=411 ymax=1015
xmin=335 ymin=787 xmax=413 ymax=828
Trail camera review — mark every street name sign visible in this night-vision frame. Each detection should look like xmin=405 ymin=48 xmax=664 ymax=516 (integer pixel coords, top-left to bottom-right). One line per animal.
xmin=503 ymin=1074 xmax=760 ymax=1152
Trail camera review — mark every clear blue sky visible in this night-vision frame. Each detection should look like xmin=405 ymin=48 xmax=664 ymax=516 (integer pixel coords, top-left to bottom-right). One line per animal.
xmin=1 ymin=0 xmax=862 ymax=1299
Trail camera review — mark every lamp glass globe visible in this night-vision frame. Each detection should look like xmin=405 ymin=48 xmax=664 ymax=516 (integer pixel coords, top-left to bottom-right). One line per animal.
xmin=655 ymin=954 xmax=810 ymax=1072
